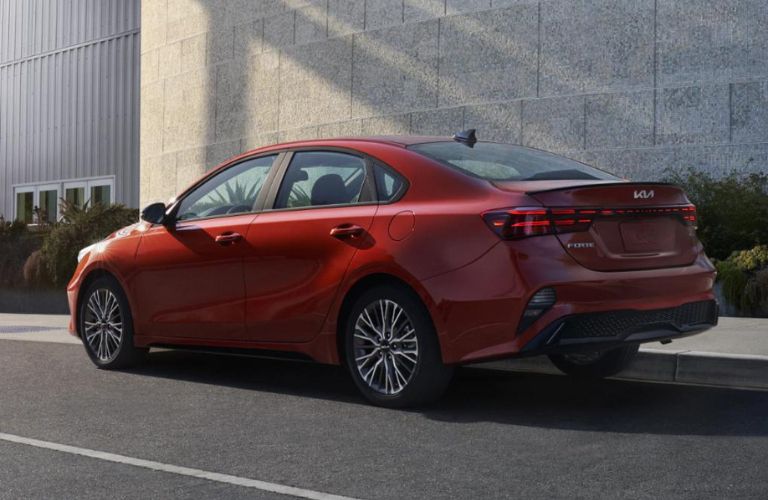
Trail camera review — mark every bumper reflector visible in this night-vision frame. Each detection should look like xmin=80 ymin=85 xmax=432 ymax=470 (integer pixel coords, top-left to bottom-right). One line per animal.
xmin=517 ymin=287 xmax=557 ymax=334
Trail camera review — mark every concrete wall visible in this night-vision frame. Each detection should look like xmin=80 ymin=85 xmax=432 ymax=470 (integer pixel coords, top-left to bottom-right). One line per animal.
xmin=141 ymin=0 xmax=768 ymax=206
xmin=0 ymin=0 xmax=141 ymax=218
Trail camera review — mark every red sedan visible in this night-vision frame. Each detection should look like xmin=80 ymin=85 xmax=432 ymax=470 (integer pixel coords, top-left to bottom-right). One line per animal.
xmin=68 ymin=131 xmax=717 ymax=407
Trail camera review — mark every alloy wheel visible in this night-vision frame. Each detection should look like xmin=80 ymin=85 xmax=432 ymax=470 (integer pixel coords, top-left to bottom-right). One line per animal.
xmin=353 ymin=299 xmax=419 ymax=395
xmin=83 ymin=288 xmax=123 ymax=362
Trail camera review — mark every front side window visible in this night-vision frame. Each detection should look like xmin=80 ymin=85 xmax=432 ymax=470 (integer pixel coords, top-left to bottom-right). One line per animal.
xmin=177 ymin=155 xmax=276 ymax=221
xmin=409 ymin=142 xmax=619 ymax=182
xmin=275 ymin=151 xmax=368 ymax=209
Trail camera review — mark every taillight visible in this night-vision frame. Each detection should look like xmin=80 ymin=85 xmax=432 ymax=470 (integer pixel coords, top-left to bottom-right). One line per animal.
xmin=483 ymin=204 xmax=697 ymax=240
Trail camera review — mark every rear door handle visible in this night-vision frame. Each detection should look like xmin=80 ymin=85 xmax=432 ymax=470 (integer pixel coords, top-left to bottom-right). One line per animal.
xmin=330 ymin=224 xmax=364 ymax=239
xmin=215 ymin=232 xmax=243 ymax=245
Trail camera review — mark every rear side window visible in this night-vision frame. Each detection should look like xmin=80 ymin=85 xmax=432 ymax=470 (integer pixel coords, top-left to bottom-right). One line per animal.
xmin=275 ymin=151 xmax=368 ymax=209
xmin=374 ymin=164 xmax=405 ymax=202
xmin=409 ymin=142 xmax=619 ymax=182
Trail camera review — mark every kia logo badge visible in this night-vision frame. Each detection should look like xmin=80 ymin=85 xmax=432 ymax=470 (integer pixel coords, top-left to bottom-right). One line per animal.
xmin=634 ymin=189 xmax=654 ymax=199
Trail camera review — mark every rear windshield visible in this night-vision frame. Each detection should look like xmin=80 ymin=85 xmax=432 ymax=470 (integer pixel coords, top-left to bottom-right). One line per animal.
xmin=408 ymin=141 xmax=619 ymax=181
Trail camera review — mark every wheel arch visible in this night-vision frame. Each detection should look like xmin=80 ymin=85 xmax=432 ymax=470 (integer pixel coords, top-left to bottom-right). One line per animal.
xmin=334 ymin=272 xmax=443 ymax=366
xmin=74 ymin=268 xmax=124 ymax=338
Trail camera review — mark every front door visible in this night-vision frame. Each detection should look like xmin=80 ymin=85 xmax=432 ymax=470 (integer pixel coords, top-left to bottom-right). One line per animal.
xmin=132 ymin=154 xmax=278 ymax=340
xmin=243 ymin=150 xmax=377 ymax=342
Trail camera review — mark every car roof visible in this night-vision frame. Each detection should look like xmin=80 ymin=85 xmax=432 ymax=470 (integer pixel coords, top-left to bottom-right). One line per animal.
xmin=252 ymin=135 xmax=451 ymax=152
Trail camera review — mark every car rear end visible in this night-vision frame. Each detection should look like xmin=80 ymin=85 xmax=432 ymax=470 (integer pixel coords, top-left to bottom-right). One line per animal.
xmin=408 ymin=139 xmax=717 ymax=363
xmin=483 ymin=181 xmax=717 ymax=357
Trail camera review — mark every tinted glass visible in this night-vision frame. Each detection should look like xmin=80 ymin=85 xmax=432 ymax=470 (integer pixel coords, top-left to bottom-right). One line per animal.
xmin=409 ymin=142 xmax=619 ymax=181
xmin=16 ymin=192 xmax=34 ymax=223
xmin=39 ymin=190 xmax=58 ymax=222
xmin=374 ymin=164 xmax=405 ymax=202
xmin=177 ymin=155 xmax=276 ymax=221
xmin=90 ymin=185 xmax=111 ymax=206
xmin=275 ymin=152 xmax=367 ymax=209
xmin=66 ymin=187 xmax=85 ymax=208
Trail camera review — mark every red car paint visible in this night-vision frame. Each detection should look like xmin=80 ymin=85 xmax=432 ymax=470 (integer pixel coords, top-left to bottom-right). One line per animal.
xmin=67 ymin=137 xmax=716 ymax=365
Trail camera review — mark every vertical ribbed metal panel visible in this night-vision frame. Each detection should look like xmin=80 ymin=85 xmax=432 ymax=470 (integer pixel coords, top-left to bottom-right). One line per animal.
xmin=0 ymin=0 xmax=140 ymax=64
xmin=0 ymin=0 xmax=140 ymax=218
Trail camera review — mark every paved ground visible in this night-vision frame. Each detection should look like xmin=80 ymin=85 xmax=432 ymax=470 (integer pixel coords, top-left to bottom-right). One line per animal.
xmin=2 ymin=313 xmax=765 ymax=353
xmin=0 ymin=335 xmax=767 ymax=499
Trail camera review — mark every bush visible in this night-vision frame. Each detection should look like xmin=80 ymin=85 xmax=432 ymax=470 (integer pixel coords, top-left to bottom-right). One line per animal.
xmin=715 ymin=245 xmax=768 ymax=317
xmin=23 ymin=250 xmax=50 ymax=287
xmin=39 ymin=201 xmax=138 ymax=287
xmin=663 ymin=168 xmax=768 ymax=260
xmin=0 ymin=220 xmax=47 ymax=287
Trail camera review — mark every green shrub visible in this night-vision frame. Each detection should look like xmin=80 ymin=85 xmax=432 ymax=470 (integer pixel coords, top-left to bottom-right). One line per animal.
xmin=39 ymin=201 xmax=138 ymax=287
xmin=663 ymin=168 xmax=768 ymax=260
xmin=728 ymin=245 xmax=768 ymax=272
xmin=715 ymin=246 xmax=768 ymax=317
xmin=0 ymin=220 xmax=46 ymax=287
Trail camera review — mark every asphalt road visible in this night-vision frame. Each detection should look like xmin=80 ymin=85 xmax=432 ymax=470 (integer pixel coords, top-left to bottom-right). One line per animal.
xmin=0 ymin=338 xmax=767 ymax=499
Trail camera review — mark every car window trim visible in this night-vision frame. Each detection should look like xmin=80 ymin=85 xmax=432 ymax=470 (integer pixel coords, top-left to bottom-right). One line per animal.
xmin=166 ymin=151 xmax=286 ymax=223
xmin=372 ymin=160 xmax=409 ymax=204
xmin=262 ymin=147 xmax=378 ymax=213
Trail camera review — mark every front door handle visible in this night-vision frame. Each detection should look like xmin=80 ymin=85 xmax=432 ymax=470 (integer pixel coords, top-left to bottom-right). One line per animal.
xmin=330 ymin=224 xmax=364 ymax=239
xmin=215 ymin=232 xmax=243 ymax=245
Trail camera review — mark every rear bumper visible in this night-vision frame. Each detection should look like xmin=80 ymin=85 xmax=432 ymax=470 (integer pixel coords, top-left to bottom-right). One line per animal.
xmin=519 ymin=299 xmax=718 ymax=356
xmin=421 ymin=236 xmax=717 ymax=364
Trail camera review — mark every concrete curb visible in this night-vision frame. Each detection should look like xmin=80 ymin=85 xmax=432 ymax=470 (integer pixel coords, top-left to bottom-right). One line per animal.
xmin=474 ymin=348 xmax=768 ymax=391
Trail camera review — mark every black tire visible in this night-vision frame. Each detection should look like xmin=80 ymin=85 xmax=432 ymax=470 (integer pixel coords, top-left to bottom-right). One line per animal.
xmin=548 ymin=344 xmax=639 ymax=379
xmin=344 ymin=285 xmax=454 ymax=408
xmin=79 ymin=276 xmax=148 ymax=369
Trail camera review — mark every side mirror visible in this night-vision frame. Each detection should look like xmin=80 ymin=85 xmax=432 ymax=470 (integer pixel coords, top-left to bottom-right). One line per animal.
xmin=140 ymin=202 xmax=168 ymax=225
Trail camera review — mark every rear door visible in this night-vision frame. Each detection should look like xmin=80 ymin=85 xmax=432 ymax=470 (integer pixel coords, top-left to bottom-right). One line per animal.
xmin=242 ymin=150 xmax=378 ymax=342
xmin=527 ymin=182 xmax=700 ymax=271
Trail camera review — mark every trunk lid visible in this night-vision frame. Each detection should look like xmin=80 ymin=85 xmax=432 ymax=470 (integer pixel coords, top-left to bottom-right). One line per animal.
xmin=510 ymin=182 xmax=700 ymax=272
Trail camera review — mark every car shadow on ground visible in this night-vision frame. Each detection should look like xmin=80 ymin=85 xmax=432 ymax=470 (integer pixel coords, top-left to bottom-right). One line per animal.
xmin=132 ymin=349 xmax=768 ymax=438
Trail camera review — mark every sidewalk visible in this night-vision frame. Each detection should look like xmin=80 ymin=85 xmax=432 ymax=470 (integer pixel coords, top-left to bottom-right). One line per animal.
xmin=476 ymin=317 xmax=768 ymax=391
xmin=1 ymin=313 xmax=766 ymax=390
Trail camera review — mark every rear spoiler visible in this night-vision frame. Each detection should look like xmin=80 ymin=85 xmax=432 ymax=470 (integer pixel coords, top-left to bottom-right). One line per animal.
xmin=524 ymin=181 xmax=678 ymax=196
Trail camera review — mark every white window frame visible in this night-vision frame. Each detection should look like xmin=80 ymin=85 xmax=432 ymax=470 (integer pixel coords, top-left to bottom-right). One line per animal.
xmin=12 ymin=175 xmax=116 ymax=224
xmin=86 ymin=178 xmax=115 ymax=205
xmin=13 ymin=185 xmax=36 ymax=223
xmin=63 ymin=180 xmax=88 ymax=208
xmin=36 ymin=183 xmax=61 ymax=223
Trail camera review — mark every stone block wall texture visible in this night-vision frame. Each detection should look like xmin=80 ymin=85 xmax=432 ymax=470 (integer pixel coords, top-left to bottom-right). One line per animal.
xmin=141 ymin=0 xmax=768 ymax=205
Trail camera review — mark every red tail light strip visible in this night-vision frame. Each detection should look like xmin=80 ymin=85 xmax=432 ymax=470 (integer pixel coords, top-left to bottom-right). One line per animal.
xmin=483 ymin=204 xmax=697 ymax=240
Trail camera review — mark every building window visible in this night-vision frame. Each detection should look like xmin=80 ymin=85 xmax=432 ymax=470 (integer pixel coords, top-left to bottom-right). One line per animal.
xmin=90 ymin=183 xmax=112 ymax=206
xmin=13 ymin=176 xmax=115 ymax=223
xmin=64 ymin=183 xmax=86 ymax=208
xmin=15 ymin=189 xmax=35 ymax=224
xmin=38 ymin=185 xmax=60 ymax=223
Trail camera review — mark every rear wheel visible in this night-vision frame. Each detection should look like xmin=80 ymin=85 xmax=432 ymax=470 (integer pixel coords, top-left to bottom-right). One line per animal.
xmin=344 ymin=285 xmax=454 ymax=408
xmin=548 ymin=344 xmax=639 ymax=379
xmin=79 ymin=276 xmax=148 ymax=369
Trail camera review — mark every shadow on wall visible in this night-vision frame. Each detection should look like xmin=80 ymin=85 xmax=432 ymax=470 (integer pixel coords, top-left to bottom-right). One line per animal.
xmin=145 ymin=0 xmax=764 ymax=205
xmin=187 ymin=0 xmax=663 ymax=155
xmin=164 ymin=0 xmax=545 ymax=177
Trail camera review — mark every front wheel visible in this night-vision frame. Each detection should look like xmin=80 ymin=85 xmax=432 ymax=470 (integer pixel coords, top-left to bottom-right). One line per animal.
xmin=79 ymin=276 xmax=148 ymax=369
xmin=344 ymin=285 xmax=454 ymax=408
xmin=548 ymin=344 xmax=639 ymax=379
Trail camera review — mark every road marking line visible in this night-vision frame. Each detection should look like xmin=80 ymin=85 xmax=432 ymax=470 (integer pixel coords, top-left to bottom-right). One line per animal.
xmin=0 ymin=432 xmax=361 ymax=500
